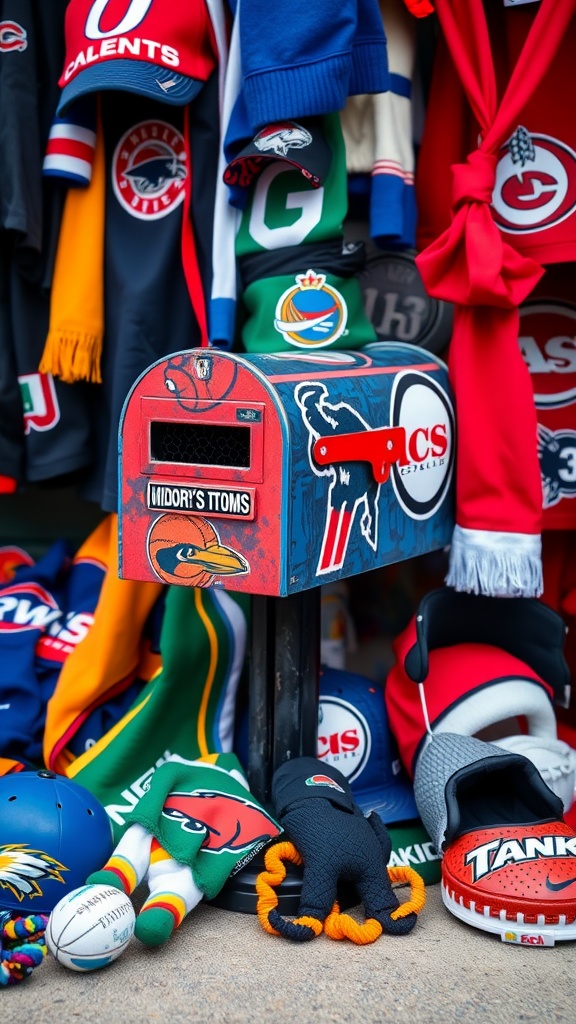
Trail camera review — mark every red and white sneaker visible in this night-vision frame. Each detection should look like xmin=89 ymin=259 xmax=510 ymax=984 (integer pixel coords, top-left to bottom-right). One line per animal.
xmin=413 ymin=732 xmax=576 ymax=946
xmin=442 ymin=820 xmax=576 ymax=946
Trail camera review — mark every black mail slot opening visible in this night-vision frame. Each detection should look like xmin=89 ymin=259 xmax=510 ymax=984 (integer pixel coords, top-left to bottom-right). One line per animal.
xmin=150 ymin=421 xmax=251 ymax=468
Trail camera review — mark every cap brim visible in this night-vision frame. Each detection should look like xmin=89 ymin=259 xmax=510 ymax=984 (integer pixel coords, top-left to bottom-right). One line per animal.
xmin=353 ymin=779 xmax=419 ymax=823
xmin=57 ymin=59 xmax=203 ymax=116
xmin=225 ymin=152 xmax=324 ymax=188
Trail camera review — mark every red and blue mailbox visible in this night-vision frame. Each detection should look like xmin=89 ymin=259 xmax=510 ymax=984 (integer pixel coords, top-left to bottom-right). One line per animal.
xmin=118 ymin=343 xmax=455 ymax=596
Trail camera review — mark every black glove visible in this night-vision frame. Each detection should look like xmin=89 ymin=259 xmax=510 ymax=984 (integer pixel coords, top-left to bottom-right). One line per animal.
xmin=256 ymin=757 xmax=425 ymax=943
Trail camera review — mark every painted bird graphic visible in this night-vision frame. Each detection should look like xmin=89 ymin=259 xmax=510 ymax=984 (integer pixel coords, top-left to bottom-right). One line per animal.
xmin=161 ymin=790 xmax=281 ymax=853
xmin=0 ymin=844 xmax=67 ymax=903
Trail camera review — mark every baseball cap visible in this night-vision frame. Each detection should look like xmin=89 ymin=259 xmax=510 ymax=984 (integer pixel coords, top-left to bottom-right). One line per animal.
xmin=224 ymin=119 xmax=332 ymax=192
xmin=318 ymin=666 xmax=441 ymax=884
xmin=385 ymin=588 xmax=568 ymax=778
xmin=57 ymin=0 xmax=218 ymax=116
xmin=318 ymin=665 xmax=417 ymax=821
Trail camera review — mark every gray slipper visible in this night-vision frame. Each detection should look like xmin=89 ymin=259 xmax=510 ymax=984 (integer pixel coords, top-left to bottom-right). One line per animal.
xmin=413 ymin=732 xmax=563 ymax=854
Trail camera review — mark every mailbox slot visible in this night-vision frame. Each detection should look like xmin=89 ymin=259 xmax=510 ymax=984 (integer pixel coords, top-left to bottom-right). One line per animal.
xmin=139 ymin=397 xmax=266 ymax=483
xmin=150 ymin=421 xmax=251 ymax=469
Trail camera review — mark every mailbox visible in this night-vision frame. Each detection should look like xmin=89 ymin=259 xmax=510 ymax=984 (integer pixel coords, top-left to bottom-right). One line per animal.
xmin=119 ymin=343 xmax=455 ymax=596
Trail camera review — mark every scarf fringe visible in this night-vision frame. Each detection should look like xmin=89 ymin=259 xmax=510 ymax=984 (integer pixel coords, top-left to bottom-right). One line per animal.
xmin=39 ymin=329 xmax=103 ymax=384
xmin=445 ymin=525 xmax=543 ymax=598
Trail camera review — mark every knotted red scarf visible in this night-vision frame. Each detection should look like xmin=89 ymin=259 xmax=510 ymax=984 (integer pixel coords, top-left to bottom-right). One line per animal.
xmin=416 ymin=0 xmax=575 ymax=596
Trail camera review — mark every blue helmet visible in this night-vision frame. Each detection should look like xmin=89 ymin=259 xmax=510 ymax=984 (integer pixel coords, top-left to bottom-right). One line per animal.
xmin=0 ymin=770 xmax=114 ymax=914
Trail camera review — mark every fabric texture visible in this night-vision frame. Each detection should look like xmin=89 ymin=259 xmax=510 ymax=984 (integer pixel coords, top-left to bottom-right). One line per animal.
xmin=412 ymin=731 xmax=562 ymax=853
xmin=62 ymin=583 xmax=249 ymax=843
xmin=234 ymin=112 xmax=377 ymax=353
xmin=85 ymin=754 xmax=281 ymax=946
xmin=384 ymin=588 xmax=567 ymax=776
xmin=0 ymin=518 xmax=116 ymax=764
xmin=43 ymin=514 xmax=164 ymax=774
xmin=210 ymin=0 xmax=391 ymax=348
xmin=237 ymin=0 xmax=389 ymax=132
xmin=415 ymin=0 xmax=574 ymax=597
xmin=40 ymin=100 xmax=105 ymax=384
xmin=341 ymin=0 xmax=417 ymax=249
xmin=87 ymin=754 xmax=281 ymax=945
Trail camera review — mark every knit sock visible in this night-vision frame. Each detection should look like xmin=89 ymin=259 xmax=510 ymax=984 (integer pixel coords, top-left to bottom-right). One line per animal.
xmin=135 ymin=906 xmax=178 ymax=947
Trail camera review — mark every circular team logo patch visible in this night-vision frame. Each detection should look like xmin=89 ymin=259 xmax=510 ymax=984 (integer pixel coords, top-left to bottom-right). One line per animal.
xmin=112 ymin=120 xmax=187 ymax=220
xmin=317 ymin=695 xmax=370 ymax=784
xmin=493 ymin=129 xmax=576 ymax=234
xmin=520 ymin=300 xmax=576 ymax=409
xmin=274 ymin=269 xmax=347 ymax=348
xmin=390 ymin=371 xmax=455 ymax=520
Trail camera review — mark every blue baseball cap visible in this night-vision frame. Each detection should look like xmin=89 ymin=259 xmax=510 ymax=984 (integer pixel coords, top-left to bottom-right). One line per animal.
xmin=317 ymin=665 xmax=418 ymax=822
xmin=318 ymin=666 xmax=441 ymax=884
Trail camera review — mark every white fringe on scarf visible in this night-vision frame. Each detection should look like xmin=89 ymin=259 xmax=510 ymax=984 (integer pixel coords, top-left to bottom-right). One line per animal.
xmin=445 ymin=524 xmax=543 ymax=598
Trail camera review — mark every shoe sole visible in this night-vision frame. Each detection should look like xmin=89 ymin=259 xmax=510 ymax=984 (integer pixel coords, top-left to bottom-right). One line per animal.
xmin=442 ymin=881 xmax=576 ymax=946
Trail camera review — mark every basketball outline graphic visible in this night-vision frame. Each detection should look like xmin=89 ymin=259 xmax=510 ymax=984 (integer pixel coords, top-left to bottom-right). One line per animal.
xmin=163 ymin=352 xmax=240 ymax=413
xmin=147 ymin=514 xmax=249 ymax=586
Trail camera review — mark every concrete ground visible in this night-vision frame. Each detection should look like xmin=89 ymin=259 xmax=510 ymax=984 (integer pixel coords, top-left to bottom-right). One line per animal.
xmin=6 ymin=881 xmax=574 ymax=1023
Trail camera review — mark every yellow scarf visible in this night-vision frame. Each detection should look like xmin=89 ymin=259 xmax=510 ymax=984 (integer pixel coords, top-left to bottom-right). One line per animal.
xmin=43 ymin=513 xmax=164 ymax=774
xmin=40 ymin=107 xmax=105 ymax=384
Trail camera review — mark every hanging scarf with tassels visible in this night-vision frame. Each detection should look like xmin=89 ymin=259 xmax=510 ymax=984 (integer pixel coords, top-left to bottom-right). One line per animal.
xmin=40 ymin=101 xmax=105 ymax=384
xmin=415 ymin=0 xmax=575 ymax=598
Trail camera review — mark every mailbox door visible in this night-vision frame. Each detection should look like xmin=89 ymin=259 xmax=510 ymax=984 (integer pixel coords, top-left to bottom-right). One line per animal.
xmin=119 ymin=350 xmax=290 ymax=596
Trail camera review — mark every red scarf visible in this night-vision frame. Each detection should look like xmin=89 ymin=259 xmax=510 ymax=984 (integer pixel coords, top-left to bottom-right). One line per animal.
xmin=416 ymin=0 xmax=575 ymax=597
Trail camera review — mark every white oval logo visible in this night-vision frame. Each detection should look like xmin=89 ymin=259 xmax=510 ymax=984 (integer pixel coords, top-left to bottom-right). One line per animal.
xmin=390 ymin=371 xmax=455 ymax=520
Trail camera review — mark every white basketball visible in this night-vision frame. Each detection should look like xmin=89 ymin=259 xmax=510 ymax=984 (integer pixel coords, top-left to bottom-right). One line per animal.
xmin=46 ymin=883 xmax=136 ymax=972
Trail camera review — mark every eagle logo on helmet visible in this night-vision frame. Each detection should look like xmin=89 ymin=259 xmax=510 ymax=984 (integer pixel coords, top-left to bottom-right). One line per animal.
xmin=0 ymin=844 xmax=67 ymax=903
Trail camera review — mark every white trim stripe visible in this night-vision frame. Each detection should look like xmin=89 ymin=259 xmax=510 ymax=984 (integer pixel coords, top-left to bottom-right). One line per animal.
xmin=47 ymin=123 xmax=97 ymax=148
xmin=42 ymin=154 xmax=93 ymax=181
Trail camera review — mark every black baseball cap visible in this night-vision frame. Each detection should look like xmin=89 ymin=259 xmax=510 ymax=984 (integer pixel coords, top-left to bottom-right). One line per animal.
xmin=224 ymin=118 xmax=332 ymax=191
